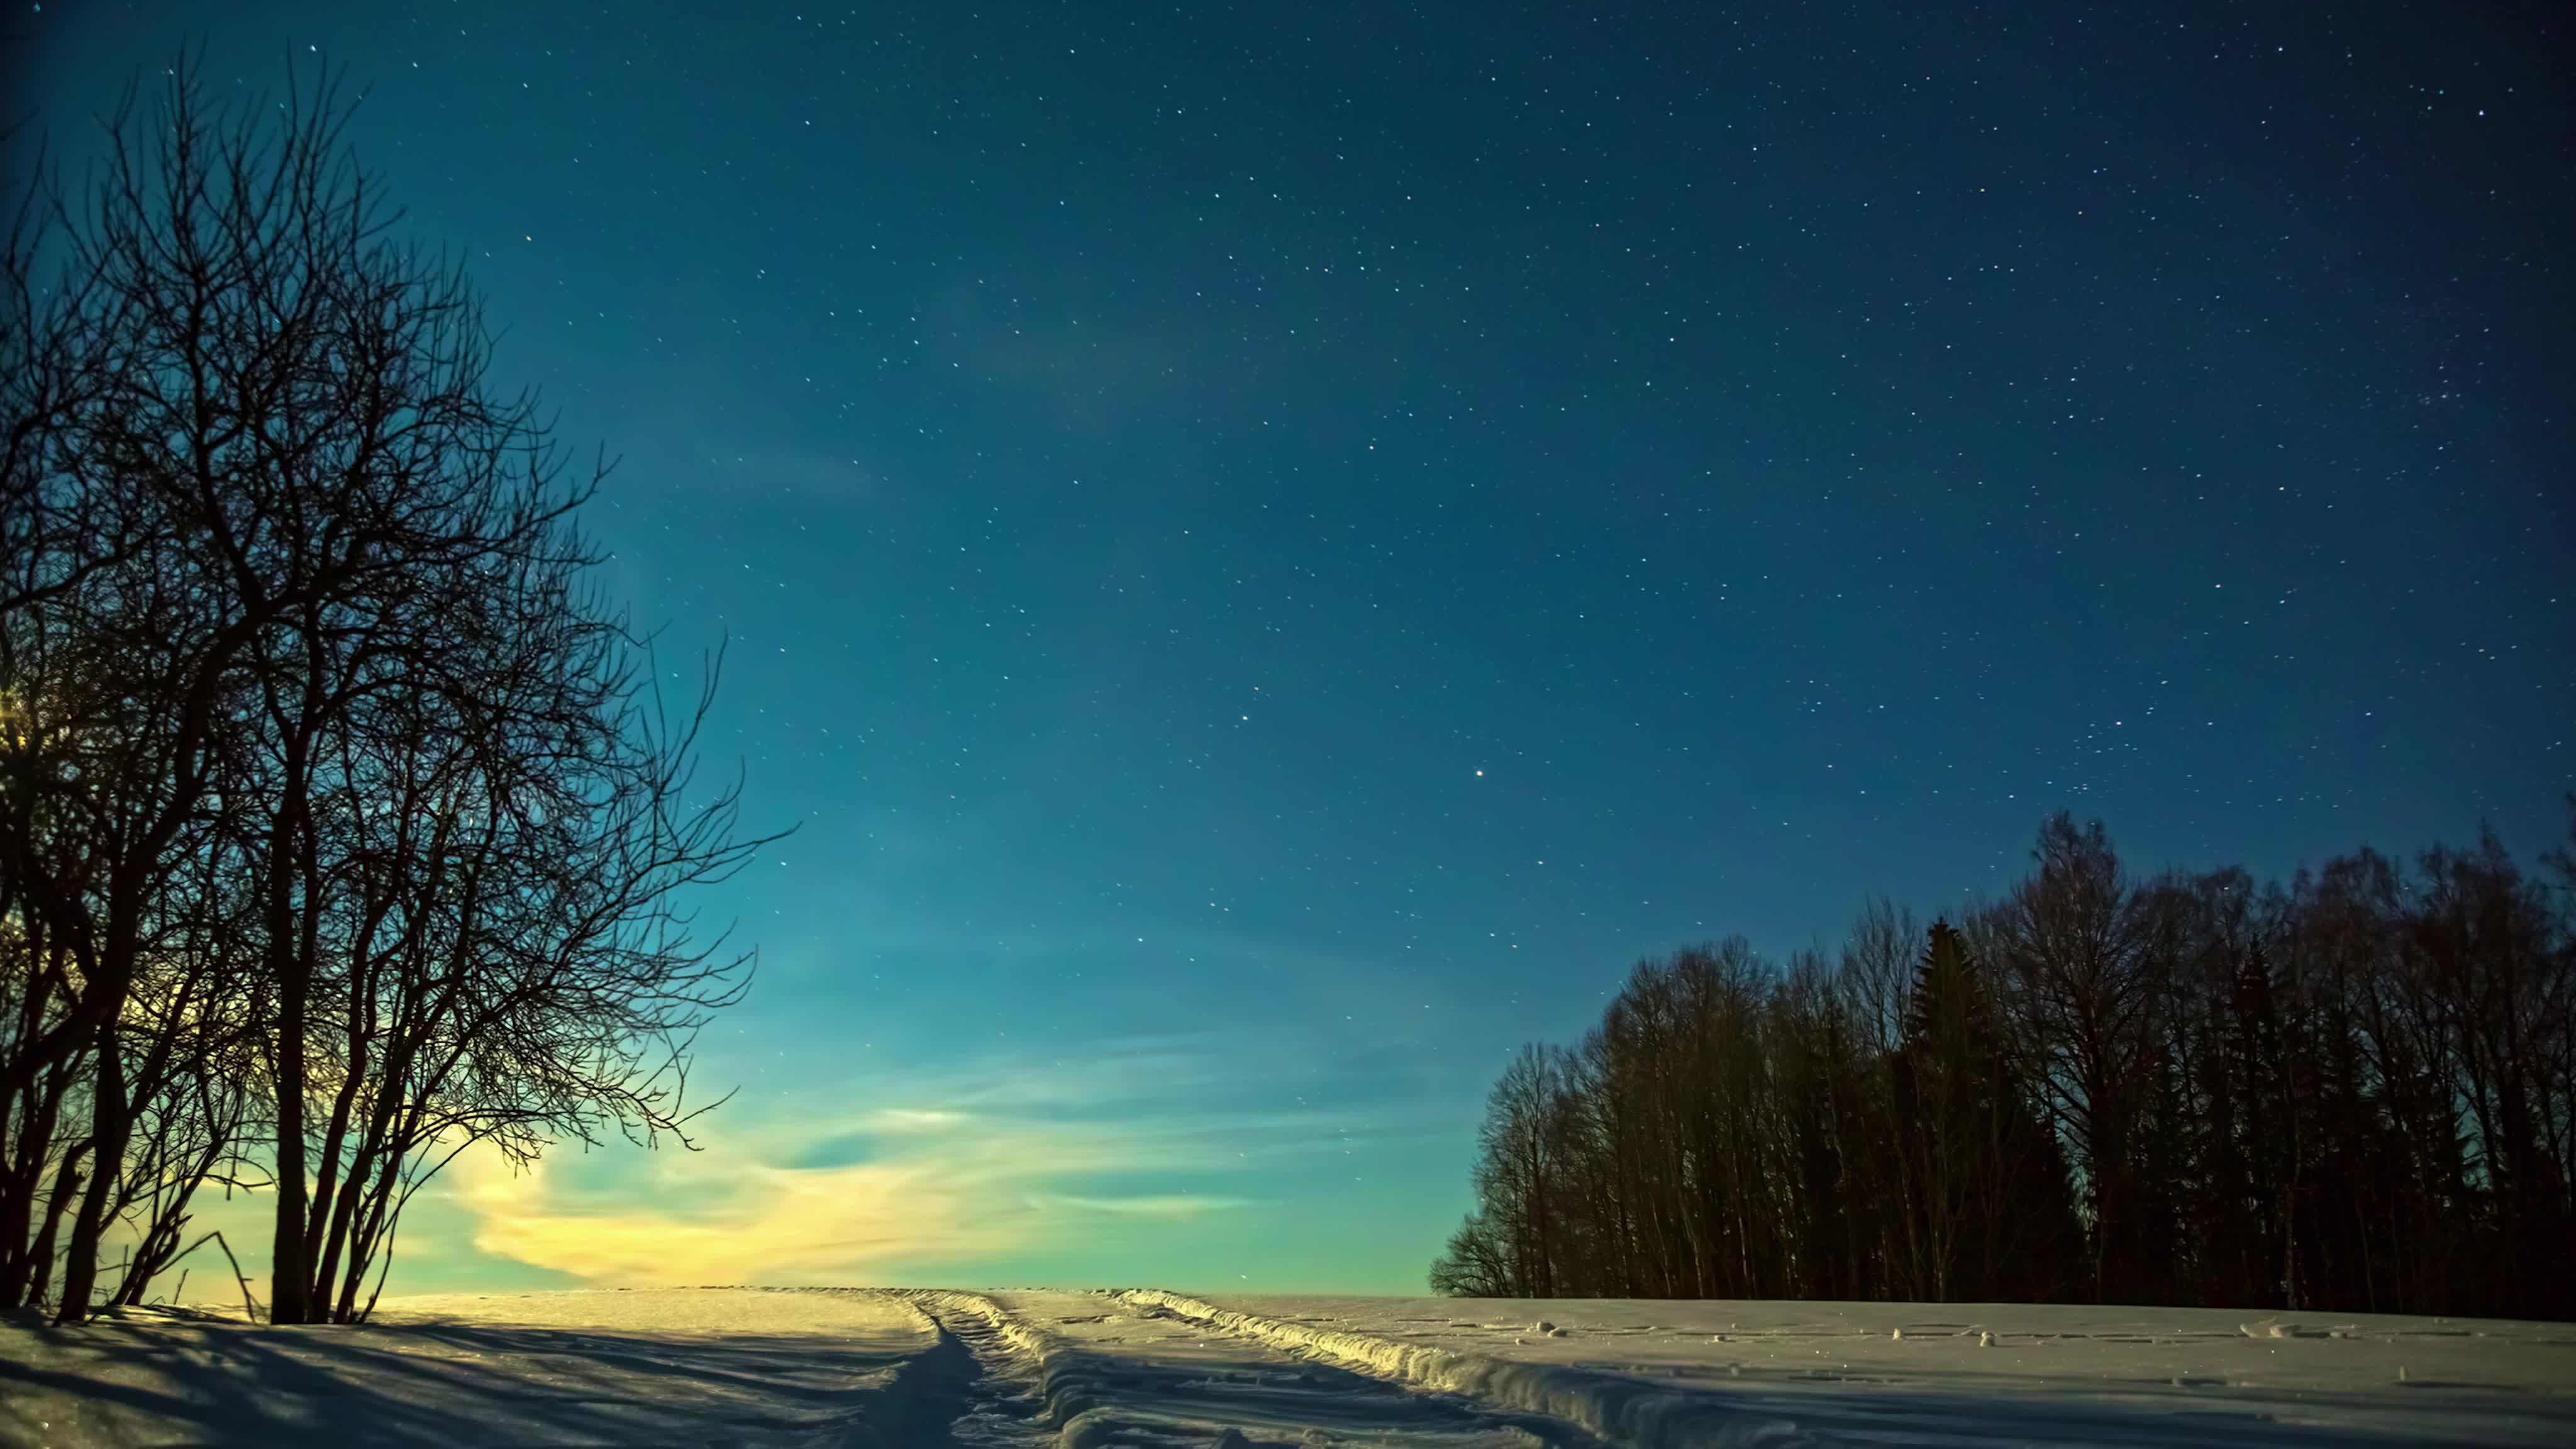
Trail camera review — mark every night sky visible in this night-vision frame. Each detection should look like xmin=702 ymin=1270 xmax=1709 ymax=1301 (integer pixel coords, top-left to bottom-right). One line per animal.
xmin=11 ymin=1 xmax=2570 ymax=1293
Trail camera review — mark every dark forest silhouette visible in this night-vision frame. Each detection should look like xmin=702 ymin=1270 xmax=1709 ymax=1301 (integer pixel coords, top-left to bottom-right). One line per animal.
xmin=1435 ymin=811 xmax=2576 ymax=1321
xmin=1 ymin=62 xmax=775 ymax=1324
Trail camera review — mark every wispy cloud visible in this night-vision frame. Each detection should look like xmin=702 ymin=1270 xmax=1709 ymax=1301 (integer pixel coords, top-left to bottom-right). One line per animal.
xmin=1036 ymin=1193 xmax=1250 ymax=1219
xmin=428 ymin=1036 xmax=1368 ymax=1285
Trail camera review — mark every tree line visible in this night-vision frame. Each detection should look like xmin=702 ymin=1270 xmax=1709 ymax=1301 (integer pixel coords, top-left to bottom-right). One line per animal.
xmin=1 ymin=65 xmax=775 ymax=1324
xmin=1433 ymin=811 xmax=2576 ymax=1320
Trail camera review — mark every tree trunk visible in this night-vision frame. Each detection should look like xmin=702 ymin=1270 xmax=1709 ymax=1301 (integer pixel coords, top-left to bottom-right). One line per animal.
xmin=51 ymin=1030 xmax=129 ymax=1324
xmin=265 ymin=811 xmax=312 ymax=1324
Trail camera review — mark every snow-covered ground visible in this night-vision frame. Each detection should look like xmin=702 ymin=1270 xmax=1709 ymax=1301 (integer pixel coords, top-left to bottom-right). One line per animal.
xmin=1120 ymin=1292 xmax=2576 ymax=1447
xmin=924 ymin=1289 xmax=1596 ymax=1446
xmin=0 ymin=1288 xmax=948 ymax=1447
xmin=3 ymin=1288 xmax=2570 ymax=1447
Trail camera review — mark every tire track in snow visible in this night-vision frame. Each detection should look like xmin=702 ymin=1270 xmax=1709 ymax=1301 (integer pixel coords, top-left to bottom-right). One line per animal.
xmin=938 ymin=1289 xmax=1610 ymax=1448
xmin=1115 ymin=1289 xmax=1827 ymax=1449
xmin=891 ymin=1291 xmax=1053 ymax=1446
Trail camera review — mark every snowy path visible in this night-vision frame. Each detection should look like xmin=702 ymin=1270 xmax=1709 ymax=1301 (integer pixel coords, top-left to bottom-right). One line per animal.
xmin=928 ymin=1289 xmax=1606 ymax=1448
xmin=899 ymin=1292 xmax=1053 ymax=1446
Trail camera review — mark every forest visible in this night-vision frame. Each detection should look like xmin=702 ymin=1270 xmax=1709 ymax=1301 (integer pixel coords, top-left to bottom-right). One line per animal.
xmin=1434 ymin=811 xmax=2576 ymax=1321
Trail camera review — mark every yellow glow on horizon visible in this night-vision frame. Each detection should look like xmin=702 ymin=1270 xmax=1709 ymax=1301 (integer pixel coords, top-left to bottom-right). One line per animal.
xmin=437 ymin=1085 xmax=1260 ymax=1285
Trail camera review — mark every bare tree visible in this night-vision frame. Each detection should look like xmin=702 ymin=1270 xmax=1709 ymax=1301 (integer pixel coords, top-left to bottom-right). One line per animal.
xmin=1989 ymin=813 xmax=2165 ymax=1301
xmin=1434 ymin=813 xmax=2572 ymax=1318
xmin=3 ymin=57 xmax=778 ymax=1323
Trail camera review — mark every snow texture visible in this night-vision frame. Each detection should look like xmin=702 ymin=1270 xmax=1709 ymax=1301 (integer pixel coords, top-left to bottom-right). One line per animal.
xmin=1123 ymin=1292 xmax=2576 ymax=1448
xmin=0 ymin=1287 xmax=943 ymax=1446
xmin=1119 ymin=1290 xmax=1814 ymax=1448
xmin=916 ymin=1289 xmax=1581 ymax=1446
xmin=6 ymin=1287 xmax=2573 ymax=1447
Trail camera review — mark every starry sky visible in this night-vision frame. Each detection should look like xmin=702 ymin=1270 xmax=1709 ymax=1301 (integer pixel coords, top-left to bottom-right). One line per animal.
xmin=10 ymin=1 xmax=2570 ymax=1294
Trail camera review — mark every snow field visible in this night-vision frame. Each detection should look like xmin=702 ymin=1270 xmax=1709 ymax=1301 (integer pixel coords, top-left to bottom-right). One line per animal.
xmin=1 ymin=1287 xmax=939 ymax=1446
xmin=1118 ymin=1289 xmax=1817 ymax=1449
xmin=1129 ymin=1292 xmax=2576 ymax=1447
xmin=10 ymin=1288 xmax=2572 ymax=1446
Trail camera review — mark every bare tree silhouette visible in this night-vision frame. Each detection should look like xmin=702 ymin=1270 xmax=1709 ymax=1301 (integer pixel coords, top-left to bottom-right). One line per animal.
xmin=2 ymin=56 xmax=782 ymax=1324
xmin=1437 ymin=811 xmax=2576 ymax=1319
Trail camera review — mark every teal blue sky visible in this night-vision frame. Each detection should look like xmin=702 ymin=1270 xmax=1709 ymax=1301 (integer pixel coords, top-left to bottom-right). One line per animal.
xmin=10 ymin=1 xmax=2568 ymax=1292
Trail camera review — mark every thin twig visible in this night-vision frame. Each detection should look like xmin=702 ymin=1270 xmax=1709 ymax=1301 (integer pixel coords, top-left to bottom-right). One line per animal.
xmin=164 ymin=1229 xmax=262 ymax=1323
